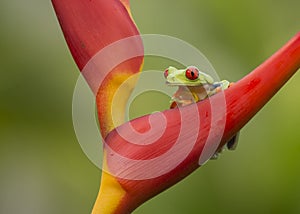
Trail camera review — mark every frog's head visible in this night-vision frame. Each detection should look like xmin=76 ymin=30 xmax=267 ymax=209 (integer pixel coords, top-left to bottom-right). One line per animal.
xmin=164 ymin=66 xmax=214 ymax=86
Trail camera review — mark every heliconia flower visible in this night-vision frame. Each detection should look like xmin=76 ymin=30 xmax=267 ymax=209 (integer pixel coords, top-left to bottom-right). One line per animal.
xmin=51 ymin=0 xmax=300 ymax=213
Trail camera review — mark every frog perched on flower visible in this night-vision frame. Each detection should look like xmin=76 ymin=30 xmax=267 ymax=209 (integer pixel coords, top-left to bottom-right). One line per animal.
xmin=164 ymin=65 xmax=238 ymax=158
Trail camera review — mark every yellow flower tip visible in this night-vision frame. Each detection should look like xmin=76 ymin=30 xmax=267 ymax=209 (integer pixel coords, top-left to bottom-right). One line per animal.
xmin=92 ymin=152 xmax=127 ymax=214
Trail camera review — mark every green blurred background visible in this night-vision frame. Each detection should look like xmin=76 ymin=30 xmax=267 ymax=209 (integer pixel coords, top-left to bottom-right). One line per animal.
xmin=1 ymin=0 xmax=300 ymax=213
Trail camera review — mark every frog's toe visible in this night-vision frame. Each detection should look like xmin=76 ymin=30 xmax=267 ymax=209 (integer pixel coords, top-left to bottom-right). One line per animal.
xmin=210 ymin=148 xmax=224 ymax=159
xmin=170 ymin=101 xmax=178 ymax=109
xmin=229 ymin=82 xmax=235 ymax=87
xmin=215 ymin=87 xmax=221 ymax=93
xmin=210 ymin=153 xmax=219 ymax=160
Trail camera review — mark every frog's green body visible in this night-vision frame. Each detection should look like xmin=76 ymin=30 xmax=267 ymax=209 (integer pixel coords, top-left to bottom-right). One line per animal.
xmin=164 ymin=66 xmax=238 ymax=158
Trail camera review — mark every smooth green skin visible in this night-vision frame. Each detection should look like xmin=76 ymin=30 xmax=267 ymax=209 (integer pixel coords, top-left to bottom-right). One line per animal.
xmin=166 ymin=66 xmax=214 ymax=86
xmin=165 ymin=66 xmax=230 ymax=90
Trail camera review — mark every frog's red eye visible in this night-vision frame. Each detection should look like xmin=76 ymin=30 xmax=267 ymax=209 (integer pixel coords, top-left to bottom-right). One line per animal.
xmin=185 ymin=67 xmax=199 ymax=80
xmin=164 ymin=69 xmax=169 ymax=79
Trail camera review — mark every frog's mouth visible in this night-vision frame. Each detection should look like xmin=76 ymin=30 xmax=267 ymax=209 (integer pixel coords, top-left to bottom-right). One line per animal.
xmin=165 ymin=81 xmax=207 ymax=87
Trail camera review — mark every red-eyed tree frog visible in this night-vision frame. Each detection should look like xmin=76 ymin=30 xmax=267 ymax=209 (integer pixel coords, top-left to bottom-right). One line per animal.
xmin=164 ymin=66 xmax=239 ymax=158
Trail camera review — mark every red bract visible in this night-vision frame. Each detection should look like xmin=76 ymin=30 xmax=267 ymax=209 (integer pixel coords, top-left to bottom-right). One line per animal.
xmin=52 ymin=0 xmax=144 ymax=137
xmin=106 ymin=32 xmax=300 ymax=213
xmin=52 ymin=0 xmax=140 ymax=70
xmin=51 ymin=0 xmax=300 ymax=213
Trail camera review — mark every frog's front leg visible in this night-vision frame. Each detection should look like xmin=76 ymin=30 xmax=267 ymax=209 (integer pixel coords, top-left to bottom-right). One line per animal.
xmin=170 ymin=87 xmax=201 ymax=109
xmin=213 ymin=80 xmax=232 ymax=93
